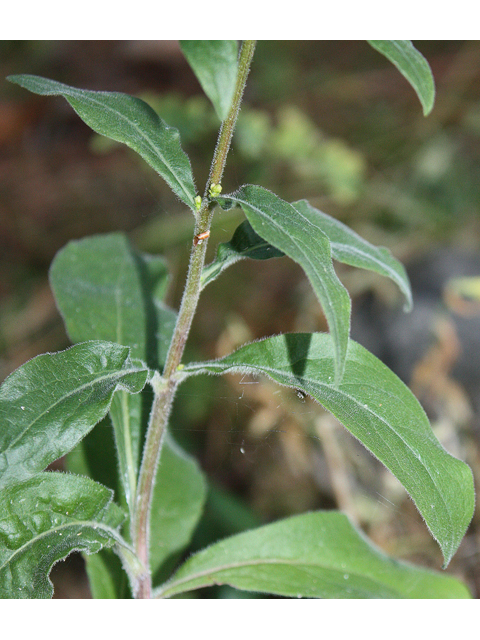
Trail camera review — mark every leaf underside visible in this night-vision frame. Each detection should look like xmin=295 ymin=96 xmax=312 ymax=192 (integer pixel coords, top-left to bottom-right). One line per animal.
xmin=367 ymin=40 xmax=435 ymax=116
xmin=180 ymin=40 xmax=238 ymax=121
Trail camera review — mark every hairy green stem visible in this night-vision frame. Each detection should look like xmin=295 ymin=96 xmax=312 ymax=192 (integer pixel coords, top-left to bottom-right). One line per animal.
xmin=131 ymin=40 xmax=256 ymax=599
xmin=207 ymin=39 xmax=257 ymax=193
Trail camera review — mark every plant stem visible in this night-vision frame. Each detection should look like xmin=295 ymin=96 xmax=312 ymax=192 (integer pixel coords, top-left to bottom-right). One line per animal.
xmin=131 ymin=40 xmax=256 ymax=599
xmin=207 ymin=39 xmax=257 ymax=194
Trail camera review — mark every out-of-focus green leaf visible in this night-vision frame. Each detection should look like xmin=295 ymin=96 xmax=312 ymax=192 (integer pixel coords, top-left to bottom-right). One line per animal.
xmin=182 ymin=333 xmax=474 ymax=566
xmin=154 ymin=511 xmax=471 ymax=599
xmin=0 ymin=473 xmax=127 ymax=599
xmin=446 ymin=276 xmax=480 ymax=302
xmin=150 ymin=433 xmax=207 ymax=586
xmin=7 ymin=74 xmax=197 ymax=210
xmin=367 ymin=41 xmax=435 ymax=116
xmin=84 ymin=549 xmax=131 ymax=599
xmin=0 ymin=341 xmax=148 ymax=490
xmin=215 ymin=186 xmax=351 ymax=385
xmin=180 ymin=41 xmax=238 ymax=121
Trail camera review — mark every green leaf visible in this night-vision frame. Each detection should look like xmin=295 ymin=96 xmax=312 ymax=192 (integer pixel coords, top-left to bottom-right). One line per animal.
xmin=0 ymin=472 xmax=127 ymax=599
xmin=293 ymin=200 xmax=412 ymax=311
xmin=7 ymin=74 xmax=197 ymax=210
xmin=180 ymin=40 xmax=238 ymax=121
xmin=84 ymin=549 xmax=132 ymax=599
xmin=0 ymin=341 xmax=148 ymax=490
xmin=66 ymin=417 xmax=132 ymax=598
xmin=78 ymin=432 xmax=208 ymax=597
xmin=182 ymin=333 xmax=474 ymax=566
xmin=201 ymin=219 xmax=284 ymax=289
xmin=150 ymin=433 xmax=208 ymax=586
xmin=50 ymin=233 xmax=176 ymax=509
xmin=202 ymin=203 xmax=412 ymax=311
xmin=154 ymin=511 xmax=471 ymax=599
xmin=50 ymin=232 xmax=172 ymax=368
xmin=216 ymin=185 xmax=351 ymax=385
xmin=367 ymin=41 xmax=435 ymax=116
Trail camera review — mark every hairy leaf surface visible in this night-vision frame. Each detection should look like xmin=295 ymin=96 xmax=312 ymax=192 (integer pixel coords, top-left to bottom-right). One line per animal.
xmin=216 ymin=186 xmax=351 ymax=384
xmin=367 ymin=41 xmax=435 ymax=115
xmin=0 ymin=341 xmax=148 ymax=490
xmin=180 ymin=41 xmax=238 ymax=121
xmin=154 ymin=511 xmax=470 ymax=599
xmin=0 ymin=473 xmax=127 ymax=599
xmin=7 ymin=74 xmax=197 ymax=210
xmin=182 ymin=333 xmax=474 ymax=565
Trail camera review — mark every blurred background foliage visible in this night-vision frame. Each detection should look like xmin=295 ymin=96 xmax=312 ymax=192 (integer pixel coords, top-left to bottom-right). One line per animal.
xmin=1 ymin=40 xmax=480 ymax=598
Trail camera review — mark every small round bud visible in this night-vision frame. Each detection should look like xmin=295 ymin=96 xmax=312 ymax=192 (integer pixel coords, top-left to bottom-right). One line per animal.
xmin=209 ymin=183 xmax=222 ymax=198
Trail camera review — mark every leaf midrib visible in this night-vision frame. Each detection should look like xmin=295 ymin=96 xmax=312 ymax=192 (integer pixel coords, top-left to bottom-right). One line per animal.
xmin=184 ymin=358 xmax=454 ymax=543
xmin=65 ymin=88 xmax=194 ymax=207
xmin=2 ymin=364 xmax=144 ymax=455
xmin=235 ymin=194 xmax=349 ymax=378
xmin=0 ymin=517 xmax=129 ymax=572
xmin=156 ymin=556 xmax=400 ymax=599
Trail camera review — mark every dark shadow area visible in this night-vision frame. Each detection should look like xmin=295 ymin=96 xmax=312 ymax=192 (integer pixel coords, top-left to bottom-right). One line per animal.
xmin=284 ymin=332 xmax=312 ymax=379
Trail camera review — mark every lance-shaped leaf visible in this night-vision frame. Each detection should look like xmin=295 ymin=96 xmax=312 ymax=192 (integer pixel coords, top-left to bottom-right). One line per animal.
xmin=216 ymin=186 xmax=351 ymax=385
xmin=154 ymin=511 xmax=471 ymax=599
xmin=293 ymin=200 xmax=412 ymax=310
xmin=202 ymin=204 xmax=412 ymax=311
xmin=50 ymin=232 xmax=176 ymax=510
xmin=7 ymin=74 xmax=197 ymax=210
xmin=180 ymin=40 xmax=238 ymax=121
xmin=0 ymin=341 xmax=148 ymax=490
xmin=201 ymin=219 xmax=284 ymax=289
xmin=182 ymin=333 xmax=474 ymax=566
xmin=0 ymin=472 xmax=128 ymax=599
xmin=367 ymin=41 xmax=435 ymax=116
